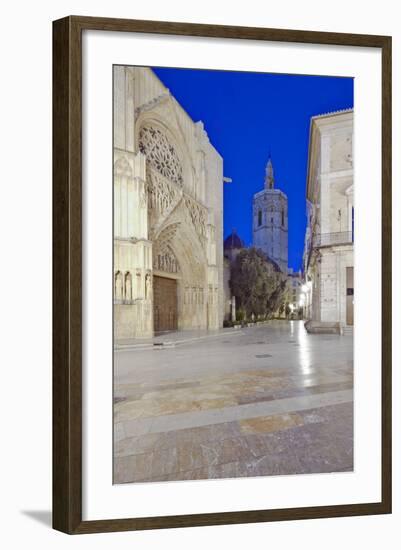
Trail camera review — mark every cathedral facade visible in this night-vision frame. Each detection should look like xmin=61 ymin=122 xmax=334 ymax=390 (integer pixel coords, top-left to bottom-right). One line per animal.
xmin=113 ymin=66 xmax=224 ymax=340
xmin=252 ymin=157 xmax=288 ymax=273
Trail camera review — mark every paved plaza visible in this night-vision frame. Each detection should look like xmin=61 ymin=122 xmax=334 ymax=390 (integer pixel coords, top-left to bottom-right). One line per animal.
xmin=114 ymin=321 xmax=353 ymax=484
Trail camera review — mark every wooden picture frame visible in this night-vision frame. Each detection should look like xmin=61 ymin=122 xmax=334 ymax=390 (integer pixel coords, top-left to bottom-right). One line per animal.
xmin=53 ymin=15 xmax=392 ymax=534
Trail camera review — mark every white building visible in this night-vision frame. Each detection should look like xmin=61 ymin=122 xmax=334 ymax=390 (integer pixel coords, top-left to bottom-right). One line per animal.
xmin=303 ymin=110 xmax=354 ymax=333
xmin=252 ymin=157 xmax=288 ymax=273
xmin=287 ymin=269 xmax=304 ymax=318
xmin=113 ymin=66 xmax=225 ymax=340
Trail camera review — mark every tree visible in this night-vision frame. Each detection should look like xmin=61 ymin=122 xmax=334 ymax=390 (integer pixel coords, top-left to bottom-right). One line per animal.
xmin=267 ymin=279 xmax=288 ymax=316
xmin=230 ymin=247 xmax=285 ymax=319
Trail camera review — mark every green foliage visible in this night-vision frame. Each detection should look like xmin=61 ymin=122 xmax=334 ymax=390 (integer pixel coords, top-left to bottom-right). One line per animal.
xmin=267 ymin=279 xmax=288 ymax=315
xmin=223 ymin=319 xmax=243 ymax=328
xmin=230 ymin=247 xmax=285 ymax=319
xmin=236 ymin=309 xmax=245 ymax=322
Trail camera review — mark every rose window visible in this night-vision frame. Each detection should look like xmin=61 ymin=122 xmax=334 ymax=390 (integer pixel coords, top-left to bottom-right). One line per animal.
xmin=139 ymin=126 xmax=183 ymax=186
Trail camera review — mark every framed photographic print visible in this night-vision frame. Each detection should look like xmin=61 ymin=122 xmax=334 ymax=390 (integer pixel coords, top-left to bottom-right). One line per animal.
xmin=53 ymin=16 xmax=392 ymax=534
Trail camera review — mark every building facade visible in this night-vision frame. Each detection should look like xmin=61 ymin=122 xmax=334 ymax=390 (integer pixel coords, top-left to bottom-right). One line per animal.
xmin=303 ymin=110 xmax=354 ymax=332
xmin=113 ymin=66 xmax=224 ymax=340
xmin=252 ymin=157 xmax=288 ymax=273
xmin=287 ymin=269 xmax=304 ymax=319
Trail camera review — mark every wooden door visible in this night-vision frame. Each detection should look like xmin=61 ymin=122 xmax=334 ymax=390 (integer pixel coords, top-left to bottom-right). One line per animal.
xmin=153 ymin=276 xmax=178 ymax=333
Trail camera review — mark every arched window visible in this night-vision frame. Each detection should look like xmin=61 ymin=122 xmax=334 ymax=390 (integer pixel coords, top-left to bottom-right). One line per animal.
xmin=258 ymin=210 xmax=262 ymax=226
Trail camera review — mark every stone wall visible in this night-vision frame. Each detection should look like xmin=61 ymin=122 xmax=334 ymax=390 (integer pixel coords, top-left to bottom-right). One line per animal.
xmin=319 ymin=247 xmax=354 ymax=325
xmin=113 ymin=66 xmax=224 ymax=340
xmin=304 ymin=110 xmax=354 ymax=329
xmin=253 ymin=188 xmax=288 ymax=273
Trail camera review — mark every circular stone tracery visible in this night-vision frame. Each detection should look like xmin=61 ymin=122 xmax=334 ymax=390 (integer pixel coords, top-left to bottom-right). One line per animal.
xmin=139 ymin=125 xmax=183 ymax=186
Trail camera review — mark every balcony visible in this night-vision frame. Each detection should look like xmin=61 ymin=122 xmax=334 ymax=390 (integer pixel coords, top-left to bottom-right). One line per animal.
xmin=313 ymin=231 xmax=353 ymax=248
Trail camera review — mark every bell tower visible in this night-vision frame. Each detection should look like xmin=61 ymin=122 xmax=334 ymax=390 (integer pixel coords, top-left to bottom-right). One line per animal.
xmin=252 ymin=155 xmax=288 ymax=273
xmin=265 ymin=156 xmax=274 ymax=189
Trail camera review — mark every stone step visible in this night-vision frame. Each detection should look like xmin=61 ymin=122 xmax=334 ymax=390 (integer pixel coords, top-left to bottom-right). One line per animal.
xmin=304 ymin=320 xmax=341 ymax=335
xmin=342 ymin=326 xmax=354 ymax=335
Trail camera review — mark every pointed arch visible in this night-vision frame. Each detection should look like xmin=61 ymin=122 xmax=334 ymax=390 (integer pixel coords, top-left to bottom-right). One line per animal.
xmin=124 ymin=271 xmax=132 ymax=301
xmin=114 ymin=271 xmax=123 ymax=301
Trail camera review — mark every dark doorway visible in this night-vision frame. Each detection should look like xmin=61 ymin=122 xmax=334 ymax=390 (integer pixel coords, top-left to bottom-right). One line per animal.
xmin=346 ymin=266 xmax=354 ymax=326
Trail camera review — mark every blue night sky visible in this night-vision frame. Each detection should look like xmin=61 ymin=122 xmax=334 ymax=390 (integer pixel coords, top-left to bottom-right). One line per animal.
xmin=153 ymin=67 xmax=354 ymax=272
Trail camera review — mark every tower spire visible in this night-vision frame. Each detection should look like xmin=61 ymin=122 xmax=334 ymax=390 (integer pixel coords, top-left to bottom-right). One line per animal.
xmin=265 ymin=154 xmax=274 ymax=189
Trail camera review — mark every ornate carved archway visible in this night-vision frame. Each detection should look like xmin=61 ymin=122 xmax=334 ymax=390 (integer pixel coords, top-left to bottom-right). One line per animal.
xmin=138 ymin=119 xmax=211 ymax=332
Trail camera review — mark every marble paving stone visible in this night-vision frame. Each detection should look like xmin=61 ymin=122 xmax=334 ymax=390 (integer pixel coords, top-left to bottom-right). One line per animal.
xmin=114 ymin=431 xmax=173 ymax=458
xmin=149 ymin=446 xmax=179 ymax=479
xmin=207 ymin=460 xmax=250 ymax=480
xmin=236 ymin=392 xmax=277 ymax=405
xmin=114 ymin=322 xmax=353 ymax=483
xmin=115 ymin=420 xmax=244 ymax=458
xmin=114 ymin=422 xmax=126 ymax=443
xmin=114 ymin=395 xmax=238 ymax=423
xmin=243 ymin=432 xmax=291 ymax=457
xmin=121 ymin=389 xmax=353 ymax=439
xmin=176 ymin=441 xmax=205 ymax=472
xmin=250 ymin=451 xmax=304 ymax=476
xmin=239 ymin=413 xmax=304 ymax=434
xmin=237 ymin=380 xmax=353 ymax=405
xmin=161 ymin=467 xmax=211 ymax=482
xmin=114 ymin=452 xmax=154 ymax=484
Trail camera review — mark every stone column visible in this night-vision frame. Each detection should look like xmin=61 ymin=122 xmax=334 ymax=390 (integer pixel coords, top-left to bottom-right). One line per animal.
xmin=113 ymin=67 xmax=153 ymax=340
xmin=231 ymin=295 xmax=236 ymax=322
xmin=320 ymin=134 xmax=332 ymax=235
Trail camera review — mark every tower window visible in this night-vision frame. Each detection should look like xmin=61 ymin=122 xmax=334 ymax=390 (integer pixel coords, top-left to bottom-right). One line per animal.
xmin=258 ymin=210 xmax=262 ymax=226
xmin=281 ymin=209 xmax=284 ymax=227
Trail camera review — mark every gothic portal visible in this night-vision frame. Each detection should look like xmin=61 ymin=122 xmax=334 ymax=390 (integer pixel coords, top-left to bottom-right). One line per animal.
xmin=113 ymin=67 xmax=224 ymax=340
xmin=252 ymin=157 xmax=288 ymax=273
